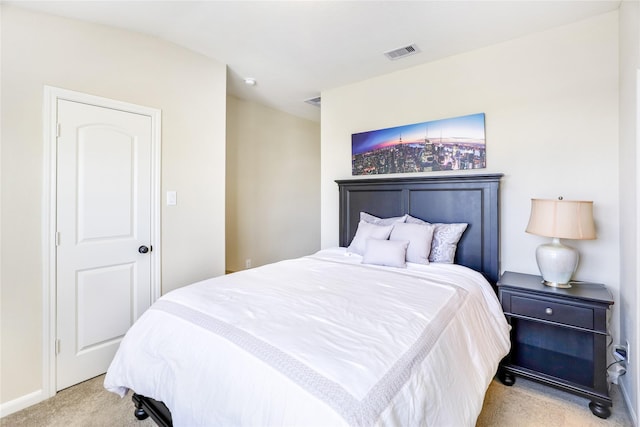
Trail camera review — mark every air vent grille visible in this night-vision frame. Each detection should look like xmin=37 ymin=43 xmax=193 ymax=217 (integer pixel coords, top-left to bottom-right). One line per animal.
xmin=384 ymin=44 xmax=420 ymax=60
xmin=304 ymin=96 xmax=321 ymax=107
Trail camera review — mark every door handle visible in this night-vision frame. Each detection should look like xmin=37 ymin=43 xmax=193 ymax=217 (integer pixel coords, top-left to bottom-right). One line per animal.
xmin=138 ymin=245 xmax=150 ymax=254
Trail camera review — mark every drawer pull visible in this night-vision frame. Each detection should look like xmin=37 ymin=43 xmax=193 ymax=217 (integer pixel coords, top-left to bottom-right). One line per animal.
xmin=545 ymin=307 xmax=553 ymax=315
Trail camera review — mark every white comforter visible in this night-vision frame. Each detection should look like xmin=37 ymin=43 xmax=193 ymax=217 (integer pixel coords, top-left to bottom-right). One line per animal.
xmin=105 ymin=248 xmax=510 ymax=427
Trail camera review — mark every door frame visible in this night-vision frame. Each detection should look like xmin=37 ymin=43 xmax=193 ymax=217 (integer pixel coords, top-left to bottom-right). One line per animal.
xmin=42 ymin=86 xmax=162 ymax=397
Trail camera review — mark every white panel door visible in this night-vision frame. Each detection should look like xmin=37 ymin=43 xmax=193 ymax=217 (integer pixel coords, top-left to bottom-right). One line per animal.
xmin=56 ymin=99 xmax=152 ymax=390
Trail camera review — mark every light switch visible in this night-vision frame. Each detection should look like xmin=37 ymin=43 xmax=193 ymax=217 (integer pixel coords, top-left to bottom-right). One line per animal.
xmin=167 ymin=191 xmax=177 ymax=206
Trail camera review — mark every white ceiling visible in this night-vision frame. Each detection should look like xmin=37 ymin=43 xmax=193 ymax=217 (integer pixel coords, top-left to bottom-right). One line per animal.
xmin=9 ymin=1 xmax=621 ymax=122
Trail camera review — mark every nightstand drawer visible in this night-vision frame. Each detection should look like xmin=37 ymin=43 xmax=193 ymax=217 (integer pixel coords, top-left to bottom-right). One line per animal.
xmin=511 ymin=295 xmax=593 ymax=329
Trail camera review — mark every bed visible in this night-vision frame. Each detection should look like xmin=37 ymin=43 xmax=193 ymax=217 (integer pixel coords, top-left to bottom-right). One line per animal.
xmin=104 ymin=173 xmax=509 ymax=427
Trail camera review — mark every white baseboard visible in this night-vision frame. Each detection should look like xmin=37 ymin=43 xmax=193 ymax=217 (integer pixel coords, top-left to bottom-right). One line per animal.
xmin=0 ymin=389 xmax=46 ymax=418
xmin=618 ymin=380 xmax=638 ymax=427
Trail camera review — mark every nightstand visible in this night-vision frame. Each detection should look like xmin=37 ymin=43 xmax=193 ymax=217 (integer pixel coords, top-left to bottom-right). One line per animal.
xmin=497 ymin=271 xmax=614 ymax=418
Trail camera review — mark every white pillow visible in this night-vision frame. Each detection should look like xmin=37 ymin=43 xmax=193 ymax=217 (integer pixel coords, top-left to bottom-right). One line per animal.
xmin=347 ymin=221 xmax=394 ymax=255
xmin=389 ymin=222 xmax=435 ymax=264
xmin=360 ymin=212 xmax=407 ymax=226
xmin=406 ymin=215 xmax=468 ymax=263
xmin=362 ymin=239 xmax=409 ymax=268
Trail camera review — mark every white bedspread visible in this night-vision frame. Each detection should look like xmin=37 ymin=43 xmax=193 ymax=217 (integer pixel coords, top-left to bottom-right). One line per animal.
xmin=104 ymin=248 xmax=510 ymax=427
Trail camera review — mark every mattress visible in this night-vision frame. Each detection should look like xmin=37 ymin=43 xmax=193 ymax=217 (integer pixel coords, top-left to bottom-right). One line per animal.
xmin=104 ymin=247 xmax=510 ymax=426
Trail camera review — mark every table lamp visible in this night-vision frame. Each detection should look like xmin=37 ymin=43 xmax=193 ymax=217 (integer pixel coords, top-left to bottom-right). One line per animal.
xmin=525 ymin=197 xmax=596 ymax=288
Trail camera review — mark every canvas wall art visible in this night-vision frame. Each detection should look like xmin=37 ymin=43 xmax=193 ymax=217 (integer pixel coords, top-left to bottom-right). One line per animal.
xmin=351 ymin=113 xmax=486 ymax=175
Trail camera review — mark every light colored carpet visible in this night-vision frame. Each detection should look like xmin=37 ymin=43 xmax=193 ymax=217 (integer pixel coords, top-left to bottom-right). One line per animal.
xmin=477 ymin=377 xmax=632 ymax=427
xmin=1 ymin=374 xmax=633 ymax=426
xmin=1 ymin=375 xmax=153 ymax=427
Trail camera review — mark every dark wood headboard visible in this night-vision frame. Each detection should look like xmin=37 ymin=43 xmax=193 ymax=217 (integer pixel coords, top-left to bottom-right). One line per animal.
xmin=336 ymin=174 xmax=503 ymax=286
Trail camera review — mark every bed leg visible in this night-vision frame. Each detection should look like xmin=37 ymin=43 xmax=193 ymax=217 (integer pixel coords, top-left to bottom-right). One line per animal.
xmin=132 ymin=393 xmax=150 ymax=420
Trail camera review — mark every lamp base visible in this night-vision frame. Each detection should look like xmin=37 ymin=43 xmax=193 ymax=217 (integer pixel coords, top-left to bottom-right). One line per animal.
xmin=535 ymin=237 xmax=578 ymax=288
xmin=542 ymin=280 xmax=572 ymax=289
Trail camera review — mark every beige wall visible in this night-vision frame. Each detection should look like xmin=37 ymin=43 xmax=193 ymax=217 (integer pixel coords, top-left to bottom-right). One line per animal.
xmin=1 ymin=5 xmax=226 ymax=409
xmin=321 ymin=9 xmax=621 ymax=350
xmin=226 ymin=96 xmax=320 ymax=272
xmin=619 ymin=1 xmax=640 ymax=423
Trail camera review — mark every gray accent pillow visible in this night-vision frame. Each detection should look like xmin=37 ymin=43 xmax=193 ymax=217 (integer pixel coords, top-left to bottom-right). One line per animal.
xmin=389 ymin=222 xmax=435 ymax=264
xmin=362 ymin=239 xmax=409 ymax=268
xmin=406 ymin=215 xmax=468 ymax=263
xmin=347 ymin=221 xmax=394 ymax=255
xmin=360 ymin=212 xmax=407 ymax=226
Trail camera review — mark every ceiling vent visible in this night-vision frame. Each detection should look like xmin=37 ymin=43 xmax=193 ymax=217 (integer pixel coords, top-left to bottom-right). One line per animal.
xmin=384 ymin=44 xmax=420 ymax=61
xmin=304 ymin=96 xmax=321 ymax=107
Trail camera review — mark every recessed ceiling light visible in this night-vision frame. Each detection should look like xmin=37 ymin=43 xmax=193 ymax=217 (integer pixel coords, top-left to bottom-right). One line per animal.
xmin=244 ymin=78 xmax=257 ymax=86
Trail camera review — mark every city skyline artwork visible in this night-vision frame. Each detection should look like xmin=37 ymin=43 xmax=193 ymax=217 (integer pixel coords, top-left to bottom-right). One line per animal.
xmin=352 ymin=113 xmax=486 ymax=175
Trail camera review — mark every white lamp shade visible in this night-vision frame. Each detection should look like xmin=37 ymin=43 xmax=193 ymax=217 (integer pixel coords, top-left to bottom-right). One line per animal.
xmin=526 ymin=199 xmax=596 ymax=240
